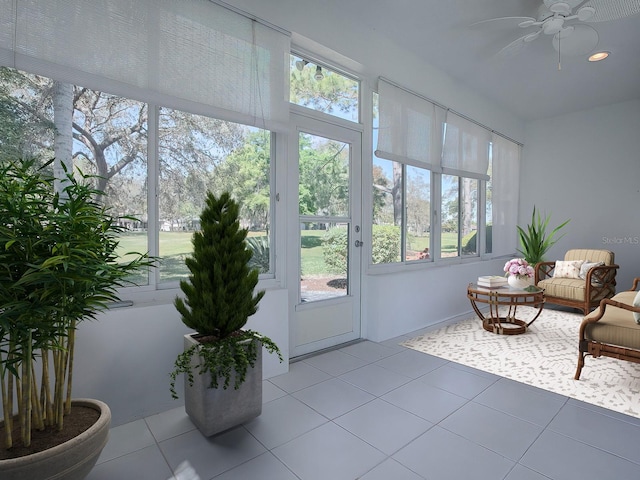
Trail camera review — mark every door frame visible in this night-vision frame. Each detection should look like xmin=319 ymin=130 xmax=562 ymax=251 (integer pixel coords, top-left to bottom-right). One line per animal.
xmin=288 ymin=112 xmax=363 ymax=358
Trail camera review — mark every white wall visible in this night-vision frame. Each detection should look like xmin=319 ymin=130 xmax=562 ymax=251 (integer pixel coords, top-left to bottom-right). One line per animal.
xmin=520 ymin=99 xmax=640 ymax=290
xmin=72 ymin=0 xmax=527 ymax=426
xmin=364 ymin=258 xmax=511 ymax=341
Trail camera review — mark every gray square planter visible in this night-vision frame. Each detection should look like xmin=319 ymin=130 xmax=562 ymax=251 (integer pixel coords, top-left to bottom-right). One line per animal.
xmin=183 ymin=334 xmax=263 ymax=437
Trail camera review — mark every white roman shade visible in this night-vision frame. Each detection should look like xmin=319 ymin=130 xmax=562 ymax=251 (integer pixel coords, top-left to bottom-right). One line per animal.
xmin=375 ymin=78 xmax=445 ymax=171
xmin=490 ymin=133 xmax=521 ymax=256
xmin=0 ymin=0 xmax=290 ymax=131
xmin=441 ymin=111 xmax=491 ymax=181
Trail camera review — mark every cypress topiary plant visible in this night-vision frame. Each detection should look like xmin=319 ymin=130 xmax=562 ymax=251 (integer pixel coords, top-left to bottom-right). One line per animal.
xmin=170 ymin=192 xmax=281 ymax=398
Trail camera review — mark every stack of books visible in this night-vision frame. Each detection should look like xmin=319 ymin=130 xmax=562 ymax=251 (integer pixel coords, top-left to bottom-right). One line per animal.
xmin=477 ymin=275 xmax=508 ymax=288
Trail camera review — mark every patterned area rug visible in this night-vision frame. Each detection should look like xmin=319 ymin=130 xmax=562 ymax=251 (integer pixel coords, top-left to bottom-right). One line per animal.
xmin=402 ymin=307 xmax=640 ymax=418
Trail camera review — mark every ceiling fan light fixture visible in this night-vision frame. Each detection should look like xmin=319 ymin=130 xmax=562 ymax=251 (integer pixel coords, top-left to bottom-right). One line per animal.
xmin=588 ymin=51 xmax=610 ymax=62
xmin=552 ymin=24 xmax=598 ymax=55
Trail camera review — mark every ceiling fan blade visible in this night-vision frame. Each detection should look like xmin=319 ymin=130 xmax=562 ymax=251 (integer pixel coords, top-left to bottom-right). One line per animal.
xmin=470 ymin=16 xmax=537 ymax=30
xmin=496 ymin=34 xmax=532 ymax=58
xmin=549 ymin=2 xmax=572 ymax=15
xmin=552 ymin=24 xmax=599 ymax=55
xmin=523 ymin=31 xmax=542 ymax=42
xmin=576 ymin=6 xmax=596 ymax=21
xmin=580 ymin=0 xmax=640 ymax=22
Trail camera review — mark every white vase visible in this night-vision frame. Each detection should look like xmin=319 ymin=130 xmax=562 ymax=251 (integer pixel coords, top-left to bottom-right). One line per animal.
xmin=508 ymin=275 xmax=534 ymax=290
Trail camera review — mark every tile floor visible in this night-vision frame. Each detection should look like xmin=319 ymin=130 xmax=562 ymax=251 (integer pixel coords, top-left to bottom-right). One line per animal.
xmin=86 ymin=335 xmax=640 ymax=480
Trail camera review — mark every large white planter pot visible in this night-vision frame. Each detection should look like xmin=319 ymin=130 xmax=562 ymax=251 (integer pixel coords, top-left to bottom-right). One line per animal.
xmin=183 ymin=334 xmax=262 ymax=437
xmin=0 ymin=398 xmax=110 ymax=480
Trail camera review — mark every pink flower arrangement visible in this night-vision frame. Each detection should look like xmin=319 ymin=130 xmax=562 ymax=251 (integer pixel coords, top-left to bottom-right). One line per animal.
xmin=504 ymin=258 xmax=534 ymax=278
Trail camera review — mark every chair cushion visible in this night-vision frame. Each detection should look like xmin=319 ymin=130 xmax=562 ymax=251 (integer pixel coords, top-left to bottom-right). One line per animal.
xmin=612 ymin=290 xmax=637 ymax=305
xmin=634 ymin=290 xmax=640 ymax=324
xmin=565 ymin=249 xmax=614 ymax=265
xmin=539 ymin=278 xmax=586 ymax=301
xmin=585 ymin=291 xmax=640 ymax=350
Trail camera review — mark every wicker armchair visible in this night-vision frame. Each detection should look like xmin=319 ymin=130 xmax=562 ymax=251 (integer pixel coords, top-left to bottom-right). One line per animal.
xmin=534 ymin=249 xmax=618 ymax=314
xmin=575 ymin=278 xmax=640 ymax=380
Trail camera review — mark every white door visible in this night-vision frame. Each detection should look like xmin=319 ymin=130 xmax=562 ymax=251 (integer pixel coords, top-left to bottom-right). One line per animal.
xmin=290 ymin=114 xmax=362 ymax=357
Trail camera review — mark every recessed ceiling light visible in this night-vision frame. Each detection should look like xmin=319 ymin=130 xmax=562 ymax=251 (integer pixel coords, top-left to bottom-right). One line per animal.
xmin=588 ymin=51 xmax=610 ymax=62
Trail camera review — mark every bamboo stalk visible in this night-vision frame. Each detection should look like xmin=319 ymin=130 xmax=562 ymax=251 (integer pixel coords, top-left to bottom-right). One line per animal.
xmin=8 ymin=366 xmax=14 ymax=433
xmin=20 ymin=336 xmax=32 ymax=447
xmin=8 ymin=339 xmax=16 ymax=427
xmin=14 ymin=370 xmax=21 ymax=420
xmin=30 ymin=366 xmax=44 ymax=431
xmin=54 ymin=346 xmax=65 ymax=431
xmin=41 ymin=349 xmax=54 ymax=426
xmin=64 ymin=322 xmax=76 ymax=414
xmin=1 ymin=368 xmax=13 ymax=449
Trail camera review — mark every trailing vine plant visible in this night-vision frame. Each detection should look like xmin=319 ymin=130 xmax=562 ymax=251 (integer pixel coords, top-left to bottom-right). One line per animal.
xmin=169 ymin=330 xmax=282 ymax=398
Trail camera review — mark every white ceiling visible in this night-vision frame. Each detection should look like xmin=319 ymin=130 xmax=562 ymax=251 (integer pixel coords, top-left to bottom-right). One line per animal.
xmin=340 ymin=0 xmax=640 ymax=121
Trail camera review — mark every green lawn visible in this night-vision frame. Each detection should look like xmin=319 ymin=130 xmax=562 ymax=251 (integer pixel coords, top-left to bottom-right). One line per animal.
xmin=115 ymin=229 xmax=461 ymax=282
xmin=301 ymin=230 xmax=329 ymax=275
xmin=117 ymin=231 xmax=273 ymax=283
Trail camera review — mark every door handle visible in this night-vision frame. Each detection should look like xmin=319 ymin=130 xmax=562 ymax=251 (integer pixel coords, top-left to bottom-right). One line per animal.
xmin=354 ymin=240 xmax=363 ymax=247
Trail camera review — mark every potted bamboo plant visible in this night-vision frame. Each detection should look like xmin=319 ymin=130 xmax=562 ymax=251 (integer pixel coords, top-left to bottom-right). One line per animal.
xmin=0 ymin=159 xmax=150 ymax=479
xmin=169 ymin=191 xmax=281 ymax=437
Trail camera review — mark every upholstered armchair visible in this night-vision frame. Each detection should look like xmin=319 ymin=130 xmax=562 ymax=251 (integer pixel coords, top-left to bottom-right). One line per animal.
xmin=575 ymin=277 xmax=640 ymax=380
xmin=535 ymin=249 xmax=618 ymax=314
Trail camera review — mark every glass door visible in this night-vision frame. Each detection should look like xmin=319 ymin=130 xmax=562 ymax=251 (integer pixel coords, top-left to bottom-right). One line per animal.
xmin=291 ymin=114 xmax=362 ymax=357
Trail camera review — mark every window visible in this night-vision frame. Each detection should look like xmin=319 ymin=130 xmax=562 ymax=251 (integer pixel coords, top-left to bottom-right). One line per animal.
xmin=372 ymin=157 xmax=402 ymax=264
xmin=370 ymin=156 xmax=432 ymax=264
xmin=158 ymin=107 xmax=272 ymax=283
xmin=441 ymin=175 xmax=479 ymax=258
xmin=406 ymin=166 xmax=431 ymax=260
xmin=298 ymin=132 xmax=350 ymax=301
xmin=0 ymin=67 xmax=274 ymax=288
xmin=0 ymin=68 xmax=150 ymax=284
xmin=1 ymin=0 xmax=290 ymax=290
xmin=372 ymin=79 xmax=520 ymax=266
xmin=372 ymin=92 xmax=433 ymax=264
xmin=290 ymin=54 xmax=359 ymax=123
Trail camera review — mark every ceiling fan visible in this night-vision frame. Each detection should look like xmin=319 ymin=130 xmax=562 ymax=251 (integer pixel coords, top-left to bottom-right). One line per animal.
xmin=474 ymin=0 xmax=640 ymax=59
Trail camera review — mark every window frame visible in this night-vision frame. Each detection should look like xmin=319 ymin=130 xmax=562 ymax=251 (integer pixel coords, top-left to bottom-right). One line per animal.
xmin=289 ymin=50 xmax=361 ymax=125
xmin=0 ymin=66 xmax=283 ymax=295
xmin=370 ymin=85 xmax=501 ymax=271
